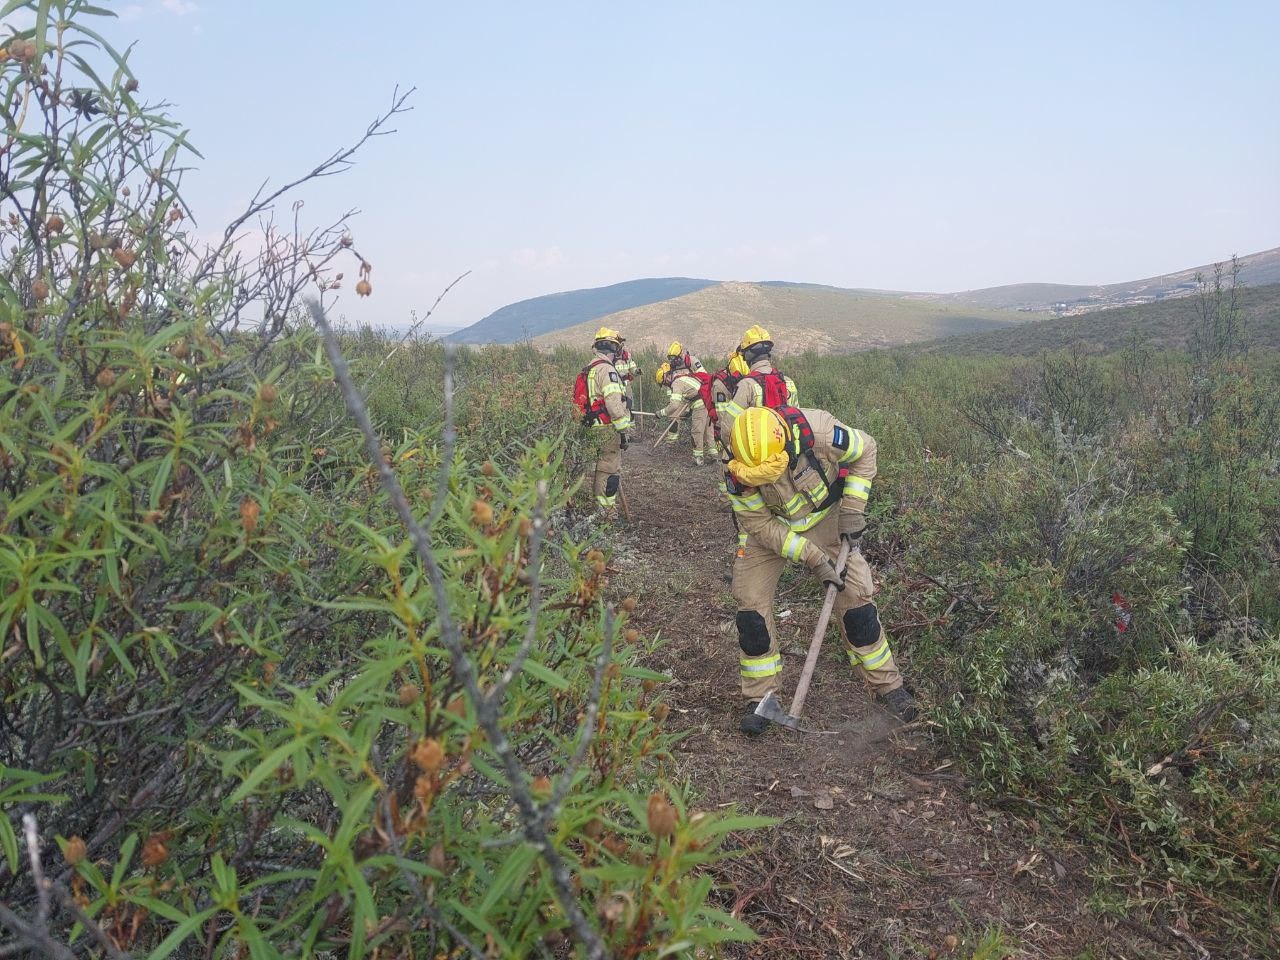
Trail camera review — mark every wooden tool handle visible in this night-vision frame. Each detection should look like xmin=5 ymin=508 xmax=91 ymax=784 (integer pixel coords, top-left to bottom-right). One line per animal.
xmin=787 ymin=540 xmax=853 ymax=720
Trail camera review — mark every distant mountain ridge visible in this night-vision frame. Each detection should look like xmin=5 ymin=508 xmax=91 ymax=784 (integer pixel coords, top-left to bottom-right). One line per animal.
xmin=921 ymin=246 xmax=1280 ymax=314
xmin=445 ymin=245 xmax=1279 ymax=348
xmin=918 ymin=282 xmax=1280 ymax=356
xmin=446 ymin=277 xmax=716 ymax=344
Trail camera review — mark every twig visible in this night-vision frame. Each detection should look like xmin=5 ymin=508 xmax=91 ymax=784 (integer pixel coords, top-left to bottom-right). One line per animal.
xmin=309 ymin=299 xmax=608 ymax=959
xmin=361 ymin=270 xmax=471 ymax=393
xmin=545 ymin=608 xmax=615 ymax=822
xmin=1164 ymin=924 xmax=1211 ymax=959
xmin=491 ymin=480 xmax=548 ymax=701
xmin=377 ymin=797 xmax=486 ymax=958
xmin=49 ymin=883 xmax=130 ymax=960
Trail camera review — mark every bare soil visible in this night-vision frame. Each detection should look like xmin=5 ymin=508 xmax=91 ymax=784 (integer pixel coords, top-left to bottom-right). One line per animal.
xmin=606 ymin=433 xmax=1184 ymax=960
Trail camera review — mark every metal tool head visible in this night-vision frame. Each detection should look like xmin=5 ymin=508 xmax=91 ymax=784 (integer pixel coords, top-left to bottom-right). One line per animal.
xmin=754 ymin=691 xmax=799 ymax=730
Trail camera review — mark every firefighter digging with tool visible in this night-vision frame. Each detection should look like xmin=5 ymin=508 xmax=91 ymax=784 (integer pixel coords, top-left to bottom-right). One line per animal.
xmin=573 ymin=327 xmax=633 ymax=520
xmin=660 ymin=362 xmax=718 ymax=466
xmin=661 ymin=341 xmax=704 ymax=444
xmin=725 ymin=405 xmax=918 ymax=735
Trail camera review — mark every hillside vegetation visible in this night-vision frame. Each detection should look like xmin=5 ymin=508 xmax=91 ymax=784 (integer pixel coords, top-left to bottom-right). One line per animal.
xmin=447 ymin=277 xmax=716 ymax=344
xmin=535 ymin=281 xmax=1042 ymax=355
xmin=928 ymin=245 xmax=1280 ymax=312
xmin=920 ymin=281 xmax=1280 ymax=355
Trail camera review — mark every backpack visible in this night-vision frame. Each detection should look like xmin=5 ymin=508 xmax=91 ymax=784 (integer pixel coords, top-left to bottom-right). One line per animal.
xmin=691 ymin=371 xmax=717 ymax=421
xmin=747 ymin=369 xmax=790 ymax=408
xmin=572 ymin=358 xmax=613 ymax=425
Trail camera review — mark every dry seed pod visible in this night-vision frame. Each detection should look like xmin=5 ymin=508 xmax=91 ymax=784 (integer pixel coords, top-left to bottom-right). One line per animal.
xmin=355 ymin=279 xmax=371 ymax=297
xmin=471 ymin=499 xmax=494 ymax=526
xmin=172 ymin=340 xmax=190 ymax=360
xmin=32 ymin=279 xmax=49 ymax=302
xmin=397 ymin=683 xmax=420 ymax=706
xmin=653 ymin=702 xmax=670 ymax=722
xmin=63 ymin=836 xmax=86 ymax=866
xmin=45 ymin=214 xmax=63 ymax=234
xmin=141 ymin=836 xmax=169 ymax=868
xmin=258 ymin=383 xmax=278 ymax=405
xmin=646 ymin=792 xmax=678 ymax=837
xmin=113 ymin=248 xmax=136 ymax=269
xmin=427 ymin=842 xmax=447 ymax=873
xmin=95 ymin=368 xmax=115 ymax=390
xmin=532 ymin=775 xmax=552 ymax=799
xmin=624 ymin=628 xmax=640 ymax=643
xmin=412 ymin=738 xmax=444 ymax=773
xmin=480 ymin=460 xmax=496 ymax=477
xmin=620 ymin=596 xmax=638 ymax=612
xmin=124 ymin=77 xmax=138 ymax=93
xmin=239 ymin=496 xmax=260 ymax=534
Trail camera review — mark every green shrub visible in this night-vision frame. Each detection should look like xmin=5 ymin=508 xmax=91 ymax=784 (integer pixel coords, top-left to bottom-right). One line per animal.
xmin=0 ymin=5 xmax=764 ymax=956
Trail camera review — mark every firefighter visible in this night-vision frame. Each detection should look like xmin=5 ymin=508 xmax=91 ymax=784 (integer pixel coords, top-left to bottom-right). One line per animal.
xmin=711 ymin=353 xmax=750 ymax=441
xmin=725 ymin=405 xmax=918 ymax=735
xmin=614 ymin=336 xmax=641 ymax=406
xmin=719 ymin=325 xmax=798 ymax=443
xmin=655 ymin=363 xmax=682 ymax=443
xmin=660 ymin=364 xmax=716 ymax=465
xmin=665 ymin=340 xmax=706 ymax=375
xmin=583 ymin=327 xmax=633 ymax=518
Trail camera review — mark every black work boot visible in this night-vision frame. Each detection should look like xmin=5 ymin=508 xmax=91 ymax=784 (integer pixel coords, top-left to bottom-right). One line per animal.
xmin=740 ymin=701 xmax=769 ymax=736
xmin=879 ymin=686 xmax=919 ymax=723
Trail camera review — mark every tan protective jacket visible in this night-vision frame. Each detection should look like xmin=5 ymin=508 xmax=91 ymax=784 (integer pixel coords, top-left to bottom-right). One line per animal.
xmin=588 ymin=351 xmax=632 ymax=431
xmin=725 ymin=409 xmax=875 ymax=566
xmin=660 ymin=372 xmax=704 ymax=418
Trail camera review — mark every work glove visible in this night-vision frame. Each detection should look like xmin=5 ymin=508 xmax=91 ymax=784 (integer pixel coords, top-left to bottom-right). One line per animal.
xmin=619 ymin=431 xmax=629 ymax=451
xmin=839 ymin=510 xmax=866 ymax=547
xmin=812 ymin=558 xmax=844 ymax=592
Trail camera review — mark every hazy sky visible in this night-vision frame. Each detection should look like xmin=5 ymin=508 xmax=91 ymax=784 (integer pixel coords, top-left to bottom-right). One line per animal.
xmin=17 ymin=1 xmax=1279 ymax=331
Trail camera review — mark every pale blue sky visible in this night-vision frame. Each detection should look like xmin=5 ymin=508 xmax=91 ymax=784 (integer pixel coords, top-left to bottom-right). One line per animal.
xmin=29 ymin=1 xmax=1280 ymax=330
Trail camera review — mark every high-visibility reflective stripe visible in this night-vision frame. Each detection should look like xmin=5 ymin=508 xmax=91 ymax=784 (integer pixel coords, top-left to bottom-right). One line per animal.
xmin=723 ymin=401 xmax=745 ymax=417
xmin=846 ymin=476 xmax=872 ymax=500
xmin=740 ymin=653 xmax=782 ymax=677
xmin=787 ymin=506 xmax=829 ymax=532
xmin=596 ymin=494 xmax=617 ymax=507
xmin=839 ymin=430 xmax=865 ymax=462
xmin=783 ymin=493 xmax=807 ymax=514
xmin=613 ymin=416 xmax=633 ymax=430
xmin=856 ymin=639 xmax=893 ymax=670
xmin=730 ymin=492 xmax=765 ymax=512
xmin=782 ymin=531 xmax=806 ymax=561
xmin=737 ymin=532 xmax=748 ymax=548
xmin=602 ymin=383 xmax=625 ymax=397
xmin=718 ymin=479 xmax=728 ymax=494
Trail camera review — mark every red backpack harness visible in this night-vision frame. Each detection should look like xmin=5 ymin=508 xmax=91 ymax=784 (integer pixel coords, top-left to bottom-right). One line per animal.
xmin=572 ymin=358 xmax=615 ymax=425
xmin=747 ymin=369 xmax=790 ymax=408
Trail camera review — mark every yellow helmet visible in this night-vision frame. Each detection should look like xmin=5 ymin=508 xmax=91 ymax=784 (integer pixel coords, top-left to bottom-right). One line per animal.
xmin=730 ymin=407 xmax=787 ymax=472
xmin=593 ymin=326 xmax=622 ymax=347
xmin=737 ymin=325 xmax=772 ymax=352
xmin=654 ymin=361 xmax=670 ymax=385
xmin=666 ymin=340 xmax=683 ymax=359
xmin=728 ymin=353 xmax=749 ymax=377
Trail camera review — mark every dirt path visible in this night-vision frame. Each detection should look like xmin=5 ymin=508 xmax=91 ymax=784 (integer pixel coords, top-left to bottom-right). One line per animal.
xmin=609 ymin=434 xmax=1177 ymax=959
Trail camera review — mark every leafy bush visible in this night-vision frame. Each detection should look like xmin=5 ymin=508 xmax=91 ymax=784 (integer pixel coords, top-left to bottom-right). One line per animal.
xmin=0 ymin=5 xmax=764 ymax=956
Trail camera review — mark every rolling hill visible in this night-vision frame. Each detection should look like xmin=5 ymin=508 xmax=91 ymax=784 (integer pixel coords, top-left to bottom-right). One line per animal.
xmin=532 ymin=281 xmax=1042 ymax=356
xmin=446 ymin=245 xmax=1279 ymax=352
xmin=922 ymin=246 xmax=1280 ymax=314
xmin=918 ymin=282 xmax=1280 ymax=356
xmin=446 ymin=277 xmax=716 ymax=344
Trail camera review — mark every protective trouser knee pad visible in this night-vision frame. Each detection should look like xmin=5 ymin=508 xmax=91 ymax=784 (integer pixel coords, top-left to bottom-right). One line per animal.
xmin=843 ymin=603 xmax=881 ymax=649
xmin=604 ymin=474 xmax=620 ymax=496
xmin=736 ymin=610 xmax=770 ymax=656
